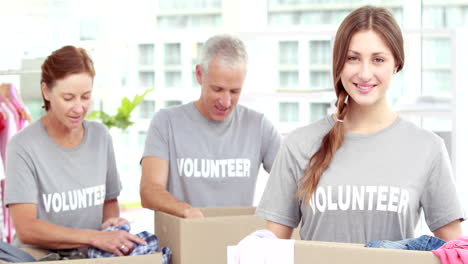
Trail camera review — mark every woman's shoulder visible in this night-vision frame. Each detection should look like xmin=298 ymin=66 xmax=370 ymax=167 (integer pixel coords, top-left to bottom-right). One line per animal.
xmin=282 ymin=115 xmax=333 ymax=154
xmin=286 ymin=115 xmax=333 ymax=143
xmin=84 ymin=120 xmax=111 ymax=136
xmin=9 ymin=120 xmax=43 ymax=146
xmin=397 ymin=117 xmax=444 ymax=146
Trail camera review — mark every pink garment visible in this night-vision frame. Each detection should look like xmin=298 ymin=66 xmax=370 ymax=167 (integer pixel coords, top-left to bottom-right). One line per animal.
xmin=235 ymin=229 xmax=294 ymax=264
xmin=432 ymin=236 xmax=468 ymax=264
xmin=3 ymin=100 xmax=20 ymax=132
xmin=0 ymin=102 xmax=19 ymax=168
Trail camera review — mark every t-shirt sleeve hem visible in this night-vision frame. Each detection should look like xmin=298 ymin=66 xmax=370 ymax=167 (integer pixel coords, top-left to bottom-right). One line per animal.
xmin=4 ymin=200 xmax=37 ymax=207
xmin=256 ymin=207 xmax=299 ymax=228
xmin=141 ymin=153 xmax=170 ymax=162
xmin=105 ymin=191 xmax=121 ymax=201
xmin=428 ymin=212 xmax=466 ymax=232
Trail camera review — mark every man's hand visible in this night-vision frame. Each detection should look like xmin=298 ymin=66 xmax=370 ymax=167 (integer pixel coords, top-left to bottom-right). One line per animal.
xmin=183 ymin=207 xmax=204 ymax=218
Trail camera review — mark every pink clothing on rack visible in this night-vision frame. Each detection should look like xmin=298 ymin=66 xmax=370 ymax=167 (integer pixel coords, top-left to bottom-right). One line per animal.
xmin=0 ymin=101 xmax=19 ymax=168
xmin=0 ymin=117 xmax=5 ymax=133
xmin=432 ymin=236 xmax=468 ymax=264
xmin=3 ymin=100 xmax=20 ymax=131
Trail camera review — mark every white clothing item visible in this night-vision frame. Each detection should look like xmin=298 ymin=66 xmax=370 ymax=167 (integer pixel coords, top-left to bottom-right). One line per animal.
xmin=235 ymin=229 xmax=294 ymax=264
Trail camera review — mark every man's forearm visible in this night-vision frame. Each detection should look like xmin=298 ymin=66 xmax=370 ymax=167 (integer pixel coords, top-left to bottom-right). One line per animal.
xmin=140 ymin=184 xmax=192 ymax=217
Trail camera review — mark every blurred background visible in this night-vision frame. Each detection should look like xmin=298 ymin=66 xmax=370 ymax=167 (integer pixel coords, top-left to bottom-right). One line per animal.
xmin=0 ymin=0 xmax=467 ymax=234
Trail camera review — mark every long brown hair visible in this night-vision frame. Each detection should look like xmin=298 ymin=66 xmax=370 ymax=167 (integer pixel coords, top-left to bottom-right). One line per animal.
xmin=297 ymin=6 xmax=405 ymax=202
xmin=41 ymin=46 xmax=95 ymax=111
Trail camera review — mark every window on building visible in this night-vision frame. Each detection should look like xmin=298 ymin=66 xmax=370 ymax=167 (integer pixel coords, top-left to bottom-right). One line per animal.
xmin=423 ymin=5 xmax=468 ymax=28
xmin=80 ymin=17 xmax=99 ymax=41
xmin=138 ymin=131 xmax=147 ymax=152
xmin=279 ymin=41 xmax=298 ymax=65
xmin=192 ymin=42 xmax=203 ymax=88
xmin=165 ymin=100 xmax=183 ymax=108
xmin=156 ymin=0 xmax=222 ymax=29
xmin=279 ymin=71 xmax=299 ymax=89
xmin=309 ymin=40 xmax=331 ymax=65
xmin=309 ymin=71 xmax=331 ymax=90
xmin=139 ymin=100 xmax=155 ymax=119
xmin=268 ymin=1 xmax=403 ymax=26
xmin=279 ymin=102 xmax=299 ymax=122
xmin=139 ymin=71 xmax=155 ymax=89
xmin=165 ymin=71 xmax=182 ymax=88
xmin=310 ymin=103 xmax=329 ymax=123
xmin=309 ymin=40 xmax=332 ymax=90
xmin=279 ymin=41 xmax=299 ymax=89
xmin=164 ymin=43 xmax=181 ymax=65
xmin=422 ymin=37 xmax=451 ymax=96
xmin=138 ymin=44 xmax=154 ymax=66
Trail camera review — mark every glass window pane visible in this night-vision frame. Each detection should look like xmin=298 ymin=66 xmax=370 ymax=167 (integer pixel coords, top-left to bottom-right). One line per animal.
xmin=192 ymin=42 xmax=203 ymax=66
xmin=138 ymin=44 xmax=154 ymax=66
xmin=139 ymin=100 xmax=155 ymax=119
xmin=423 ymin=7 xmax=445 ymax=28
xmin=190 ymin=15 xmax=222 ymax=28
xmin=390 ymin=8 xmax=403 ymax=26
xmin=387 ymin=71 xmax=404 ymax=105
xmin=279 ymin=71 xmax=299 ymax=89
xmin=164 ymin=43 xmax=181 ymax=65
xmin=422 ymin=70 xmax=451 ymax=96
xmin=157 ymin=16 xmax=188 ymax=29
xmin=165 ymin=71 xmax=182 ymax=88
xmin=165 ymin=100 xmax=183 ymax=107
xmin=309 ymin=40 xmax=331 ymax=65
xmin=80 ymin=18 xmax=99 ymax=41
xmin=422 ymin=38 xmax=451 ymax=66
xmin=138 ymin=131 xmax=147 ymax=151
xmin=309 ymin=103 xmax=329 ymax=123
xmin=279 ymin=41 xmax=298 ymax=65
xmin=139 ymin=72 xmax=154 ymax=88
xmin=309 ymin=71 xmax=331 ymax=90
xmin=279 ymin=102 xmax=299 ymax=122
xmin=192 ymin=70 xmax=199 ymax=88
xmin=269 ymin=13 xmax=296 ymax=26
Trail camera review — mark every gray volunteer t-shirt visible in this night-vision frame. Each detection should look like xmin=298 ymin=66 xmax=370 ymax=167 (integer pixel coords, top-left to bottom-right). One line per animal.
xmin=5 ymin=120 xmax=122 ymax=239
xmin=143 ymin=102 xmax=281 ymax=207
xmin=257 ymin=115 xmax=464 ymax=243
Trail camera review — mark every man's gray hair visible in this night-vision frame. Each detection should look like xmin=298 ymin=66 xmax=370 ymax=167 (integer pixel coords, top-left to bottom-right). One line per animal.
xmin=199 ymin=34 xmax=248 ymax=72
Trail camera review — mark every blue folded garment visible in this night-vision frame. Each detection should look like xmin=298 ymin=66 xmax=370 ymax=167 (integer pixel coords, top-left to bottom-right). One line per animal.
xmin=365 ymin=235 xmax=446 ymax=251
xmin=87 ymin=223 xmax=171 ymax=264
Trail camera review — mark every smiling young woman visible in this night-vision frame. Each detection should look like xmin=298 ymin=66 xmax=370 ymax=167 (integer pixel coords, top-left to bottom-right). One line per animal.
xmin=256 ymin=5 xmax=464 ymax=244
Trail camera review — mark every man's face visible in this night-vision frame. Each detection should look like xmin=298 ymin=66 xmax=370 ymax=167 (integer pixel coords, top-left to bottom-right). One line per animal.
xmin=195 ymin=59 xmax=246 ymax=121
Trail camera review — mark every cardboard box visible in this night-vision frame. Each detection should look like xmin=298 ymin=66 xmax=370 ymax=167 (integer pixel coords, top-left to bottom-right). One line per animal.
xmin=228 ymin=240 xmax=441 ymax=264
xmin=18 ymin=248 xmax=163 ymax=264
xmin=295 ymin=240 xmax=441 ymax=263
xmin=155 ymin=207 xmax=299 ymax=264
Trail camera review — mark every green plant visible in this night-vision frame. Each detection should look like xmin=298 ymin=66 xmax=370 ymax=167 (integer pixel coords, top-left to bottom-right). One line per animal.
xmin=87 ymin=89 xmax=154 ymax=131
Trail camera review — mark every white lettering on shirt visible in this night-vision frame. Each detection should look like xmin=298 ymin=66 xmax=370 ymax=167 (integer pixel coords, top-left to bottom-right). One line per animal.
xmin=309 ymin=185 xmax=410 ymax=215
xmin=42 ymin=185 xmax=106 ymax=213
xmin=176 ymin=158 xmax=251 ymax=178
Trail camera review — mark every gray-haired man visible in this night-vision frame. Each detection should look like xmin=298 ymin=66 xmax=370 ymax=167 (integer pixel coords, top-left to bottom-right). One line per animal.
xmin=140 ymin=34 xmax=281 ymax=218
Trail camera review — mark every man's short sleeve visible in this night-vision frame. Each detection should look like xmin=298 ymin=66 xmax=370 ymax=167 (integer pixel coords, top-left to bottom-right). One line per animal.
xmin=142 ymin=110 xmax=170 ymax=161
xmin=260 ymin=116 xmax=282 ymax=173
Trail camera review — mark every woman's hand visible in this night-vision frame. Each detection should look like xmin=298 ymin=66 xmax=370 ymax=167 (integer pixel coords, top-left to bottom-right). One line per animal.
xmin=100 ymin=217 xmax=129 ymax=230
xmin=91 ymin=230 xmax=146 ymax=256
